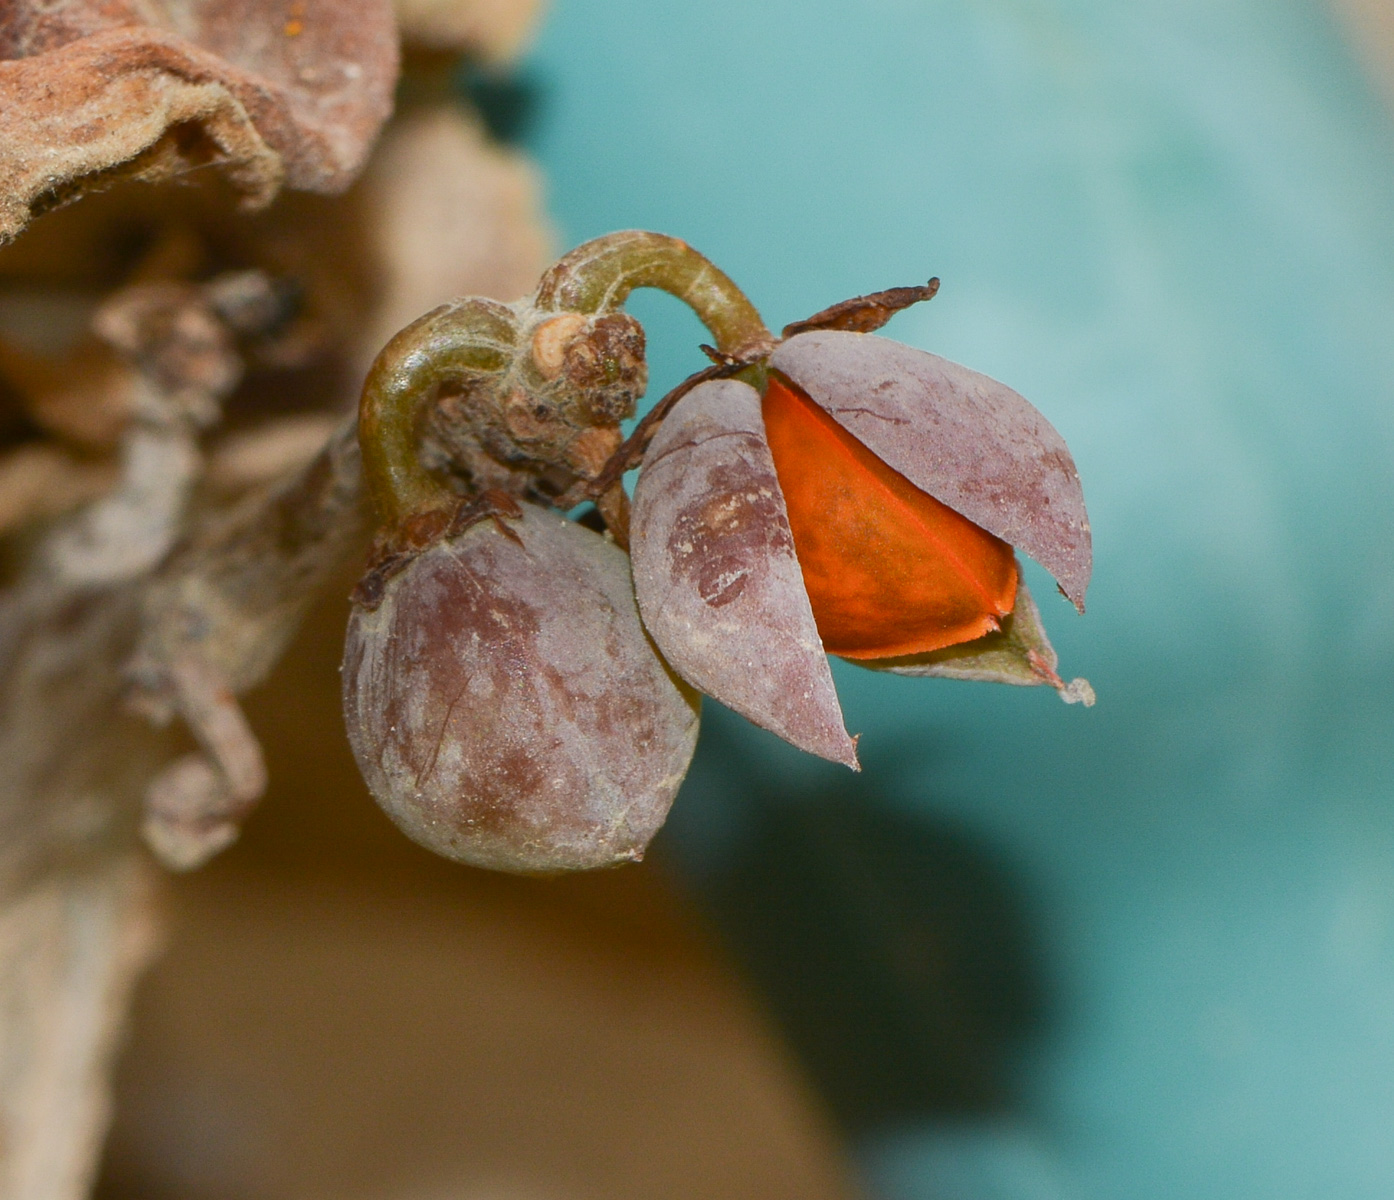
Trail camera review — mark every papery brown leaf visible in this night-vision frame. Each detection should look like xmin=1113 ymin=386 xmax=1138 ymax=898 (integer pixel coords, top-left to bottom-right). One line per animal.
xmin=862 ymin=571 xmax=1093 ymax=704
xmin=631 ymin=378 xmax=859 ymax=769
xmin=343 ymin=503 xmax=701 ymax=873
xmin=0 ymin=0 xmax=398 ymax=243
xmin=770 ymin=331 xmax=1091 ymax=610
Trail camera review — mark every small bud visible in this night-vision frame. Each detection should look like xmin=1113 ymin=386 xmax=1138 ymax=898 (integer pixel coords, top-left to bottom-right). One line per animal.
xmin=530 ymin=313 xmax=589 ymax=380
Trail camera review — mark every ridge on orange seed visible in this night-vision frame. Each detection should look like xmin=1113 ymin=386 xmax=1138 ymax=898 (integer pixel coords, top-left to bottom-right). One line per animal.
xmin=761 ymin=372 xmax=1018 ymax=659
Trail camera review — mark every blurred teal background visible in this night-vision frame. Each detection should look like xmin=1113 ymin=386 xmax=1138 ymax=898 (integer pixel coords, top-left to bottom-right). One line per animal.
xmin=524 ymin=2 xmax=1394 ymax=1197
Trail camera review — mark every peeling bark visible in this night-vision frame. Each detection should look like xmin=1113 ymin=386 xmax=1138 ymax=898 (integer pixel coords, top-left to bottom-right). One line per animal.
xmin=0 ymin=20 xmax=553 ymax=1186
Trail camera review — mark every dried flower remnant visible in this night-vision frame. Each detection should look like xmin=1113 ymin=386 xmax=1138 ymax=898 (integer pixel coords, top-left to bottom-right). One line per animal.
xmin=346 ymin=231 xmax=1092 ymax=872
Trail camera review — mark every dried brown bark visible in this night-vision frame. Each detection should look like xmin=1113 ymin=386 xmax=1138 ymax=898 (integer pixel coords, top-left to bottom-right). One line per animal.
xmin=0 ymin=2 xmax=553 ymax=1189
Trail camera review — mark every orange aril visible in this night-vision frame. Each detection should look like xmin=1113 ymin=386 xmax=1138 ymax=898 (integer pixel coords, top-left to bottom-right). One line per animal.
xmin=761 ymin=372 xmax=1017 ymax=659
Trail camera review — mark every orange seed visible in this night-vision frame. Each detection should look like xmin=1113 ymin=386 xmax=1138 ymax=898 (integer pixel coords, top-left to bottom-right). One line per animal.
xmin=761 ymin=372 xmax=1017 ymax=659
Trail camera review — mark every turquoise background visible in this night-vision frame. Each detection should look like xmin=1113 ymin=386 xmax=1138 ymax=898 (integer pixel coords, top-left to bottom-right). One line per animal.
xmin=525 ymin=2 xmax=1394 ymax=1197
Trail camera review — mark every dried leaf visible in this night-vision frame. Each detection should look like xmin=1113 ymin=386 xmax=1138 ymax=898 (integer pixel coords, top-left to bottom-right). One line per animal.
xmin=0 ymin=0 xmax=399 ymax=243
xmin=770 ymin=331 xmax=1092 ymax=610
xmin=863 ymin=571 xmax=1096 ymax=704
xmin=631 ymin=378 xmax=859 ymax=769
xmin=343 ymin=503 xmax=701 ymax=872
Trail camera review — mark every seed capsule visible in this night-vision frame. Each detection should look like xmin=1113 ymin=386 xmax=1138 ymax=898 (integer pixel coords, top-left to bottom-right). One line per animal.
xmin=630 ymin=330 xmax=1093 ymax=764
xmin=342 ymin=502 xmax=700 ymax=872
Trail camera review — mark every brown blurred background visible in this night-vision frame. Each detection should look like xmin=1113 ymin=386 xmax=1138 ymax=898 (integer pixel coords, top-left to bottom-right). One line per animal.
xmin=93 ymin=580 xmax=860 ymax=1200
xmin=74 ymin=3 xmax=1394 ymax=1198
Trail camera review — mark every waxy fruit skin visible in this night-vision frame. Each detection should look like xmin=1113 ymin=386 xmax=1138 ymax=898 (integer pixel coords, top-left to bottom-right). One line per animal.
xmin=769 ymin=331 xmax=1091 ymax=610
xmin=630 ymin=378 xmax=859 ymax=769
xmin=342 ymin=503 xmax=700 ymax=872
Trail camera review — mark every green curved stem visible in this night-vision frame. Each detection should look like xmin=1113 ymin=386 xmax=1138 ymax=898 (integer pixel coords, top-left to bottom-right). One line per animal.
xmin=360 ymin=233 xmax=770 ymax=526
xmin=358 ymin=299 xmax=516 ymax=524
xmin=533 ymin=231 xmax=771 ymax=357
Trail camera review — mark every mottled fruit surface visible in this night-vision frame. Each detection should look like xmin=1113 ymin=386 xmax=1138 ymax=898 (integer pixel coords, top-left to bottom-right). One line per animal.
xmin=630 ymin=378 xmax=858 ymax=768
xmin=343 ymin=504 xmax=700 ymax=872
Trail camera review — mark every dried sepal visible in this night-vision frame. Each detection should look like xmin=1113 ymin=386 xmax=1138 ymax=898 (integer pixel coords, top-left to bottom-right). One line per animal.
xmin=343 ymin=502 xmax=701 ymax=872
xmin=863 ymin=571 xmax=1095 ymax=705
xmin=630 ymin=378 xmax=858 ymax=770
xmin=780 ymin=278 xmax=939 ymax=339
xmin=0 ymin=0 xmax=399 ymax=243
xmin=769 ymin=331 xmax=1091 ymax=610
